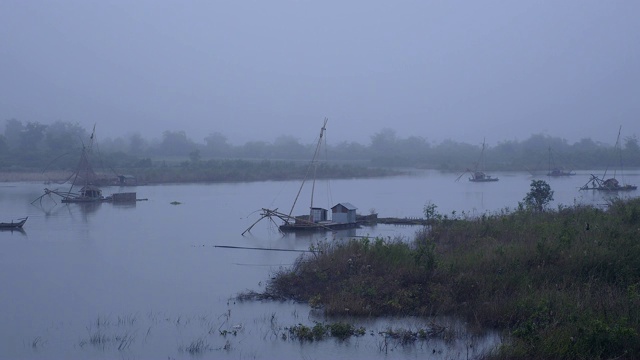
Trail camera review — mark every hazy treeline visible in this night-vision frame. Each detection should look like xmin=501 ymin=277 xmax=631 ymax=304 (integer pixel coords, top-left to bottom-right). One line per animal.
xmin=1 ymin=119 xmax=639 ymax=171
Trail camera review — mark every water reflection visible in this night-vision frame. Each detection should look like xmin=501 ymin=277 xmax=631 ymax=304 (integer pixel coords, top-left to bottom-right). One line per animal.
xmin=0 ymin=227 xmax=26 ymax=235
xmin=73 ymin=202 xmax=102 ymax=214
xmin=111 ymin=201 xmax=137 ymax=209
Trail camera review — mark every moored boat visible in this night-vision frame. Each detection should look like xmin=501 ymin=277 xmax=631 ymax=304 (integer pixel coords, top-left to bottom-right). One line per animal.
xmin=547 ymin=168 xmax=575 ymax=177
xmin=580 ymin=175 xmax=637 ymax=192
xmin=469 ymin=171 xmax=499 ymax=182
xmin=33 ymin=126 xmax=140 ymax=206
xmin=457 ymin=139 xmax=499 ymax=182
xmin=579 ymin=127 xmax=637 ymax=192
xmin=242 ymin=119 xmax=373 ymax=235
xmin=0 ymin=217 xmax=28 ymax=230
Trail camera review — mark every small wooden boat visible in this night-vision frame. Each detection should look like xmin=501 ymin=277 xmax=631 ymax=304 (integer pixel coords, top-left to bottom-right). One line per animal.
xmin=546 ymin=147 xmax=575 ymax=177
xmin=32 ymin=126 xmax=140 ymax=207
xmin=456 ymin=139 xmax=499 ymax=182
xmin=580 ymin=175 xmax=637 ymax=192
xmin=0 ymin=217 xmax=28 ymax=229
xmin=60 ymin=185 xmax=105 ymax=203
xmin=547 ymin=168 xmax=575 ymax=177
xmin=579 ymin=127 xmax=637 ymax=192
xmin=469 ymin=171 xmax=499 ymax=182
xmin=469 ymin=140 xmax=498 ymax=182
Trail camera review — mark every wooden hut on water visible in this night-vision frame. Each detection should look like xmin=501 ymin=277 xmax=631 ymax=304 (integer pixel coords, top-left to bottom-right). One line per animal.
xmin=331 ymin=203 xmax=357 ymax=224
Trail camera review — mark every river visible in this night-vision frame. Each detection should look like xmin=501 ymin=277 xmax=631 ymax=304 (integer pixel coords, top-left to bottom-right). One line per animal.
xmin=0 ymin=169 xmax=637 ymax=359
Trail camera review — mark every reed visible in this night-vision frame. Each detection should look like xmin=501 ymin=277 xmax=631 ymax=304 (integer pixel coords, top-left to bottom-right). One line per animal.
xmin=180 ymin=337 xmax=212 ymax=355
xmin=263 ymin=197 xmax=640 ymax=359
xmin=29 ymin=336 xmax=45 ymax=349
xmin=287 ymin=321 xmax=366 ymax=341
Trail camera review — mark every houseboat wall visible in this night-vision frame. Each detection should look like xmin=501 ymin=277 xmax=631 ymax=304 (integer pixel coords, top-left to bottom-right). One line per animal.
xmin=332 ymin=203 xmax=357 ymax=224
xmin=310 ymin=207 xmax=328 ymax=223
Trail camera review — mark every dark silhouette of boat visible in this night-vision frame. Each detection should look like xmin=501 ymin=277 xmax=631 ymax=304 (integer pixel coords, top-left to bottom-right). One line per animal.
xmin=468 ymin=171 xmax=499 ymax=182
xmin=548 ymin=168 xmax=575 ymax=177
xmin=0 ymin=217 xmax=27 ymax=230
xmin=456 ymin=139 xmax=499 ymax=182
xmin=60 ymin=185 xmax=105 ymax=203
xmin=580 ymin=175 xmax=637 ymax=192
xmin=546 ymin=147 xmax=575 ymax=176
xmin=32 ymin=126 xmax=139 ymax=206
xmin=579 ymin=127 xmax=637 ymax=192
xmin=242 ymin=119 xmax=370 ymax=235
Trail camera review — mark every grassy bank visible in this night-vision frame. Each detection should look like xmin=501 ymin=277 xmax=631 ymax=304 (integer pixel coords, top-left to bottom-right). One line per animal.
xmin=130 ymin=159 xmax=400 ymax=183
xmin=261 ymin=198 xmax=640 ymax=359
xmin=0 ymin=160 xmax=400 ymax=184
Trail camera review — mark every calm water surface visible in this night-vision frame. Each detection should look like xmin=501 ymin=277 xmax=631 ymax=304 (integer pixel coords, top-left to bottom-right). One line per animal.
xmin=0 ymin=169 xmax=637 ymax=359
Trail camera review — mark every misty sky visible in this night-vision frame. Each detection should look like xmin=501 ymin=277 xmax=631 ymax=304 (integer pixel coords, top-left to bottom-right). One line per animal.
xmin=1 ymin=1 xmax=639 ymax=146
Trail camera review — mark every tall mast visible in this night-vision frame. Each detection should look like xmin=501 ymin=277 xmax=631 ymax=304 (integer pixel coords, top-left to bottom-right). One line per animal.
xmin=614 ymin=125 xmax=622 ymax=179
xmin=475 ymin=138 xmax=486 ymax=173
xmin=548 ymin=146 xmax=551 ymax=175
xmin=66 ymin=125 xmax=97 ymax=196
xmin=603 ymin=126 xmax=622 ymax=180
xmin=288 ymin=118 xmax=328 ymax=219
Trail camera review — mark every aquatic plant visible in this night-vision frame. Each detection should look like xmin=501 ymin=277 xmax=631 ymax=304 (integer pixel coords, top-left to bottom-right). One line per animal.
xmin=29 ymin=336 xmax=45 ymax=349
xmin=287 ymin=321 xmax=365 ymax=342
xmin=180 ymin=337 xmax=212 ymax=355
xmin=260 ymin=197 xmax=640 ymax=359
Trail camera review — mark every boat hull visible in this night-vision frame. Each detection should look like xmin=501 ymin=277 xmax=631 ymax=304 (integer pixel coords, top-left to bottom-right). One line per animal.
xmin=0 ymin=217 xmax=27 ymax=229
xmin=580 ymin=185 xmax=638 ymax=192
xmin=547 ymin=171 xmax=575 ymax=177
xmin=279 ymin=222 xmax=359 ymax=233
xmin=469 ymin=178 xmax=499 ymax=182
xmin=61 ymin=197 xmax=104 ymax=203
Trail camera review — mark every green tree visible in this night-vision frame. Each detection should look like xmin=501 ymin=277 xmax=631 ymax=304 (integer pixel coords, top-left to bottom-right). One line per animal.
xmin=189 ymin=149 xmax=201 ymax=163
xmin=0 ymin=134 xmax=7 ymax=155
xmin=158 ymin=130 xmax=194 ymax=156
xmin=128 ymin=133 xmax=147 ymax=155
xmin=45 ymin=121 xmax=87 ymax=153
xmin=204 ymin=131 xmax=231 ymax=157
xmin=423 ymin=201 xmax=439 ymax=222
xmin=21 ymin=122 xmax=48 ymax=151
xmin=370 ymin=128 xmax=398 ymax=153
xmin=523 ymin=179 xmax=554 ymax=212
xmin=3 ymin=118 xmax=24 ymax=151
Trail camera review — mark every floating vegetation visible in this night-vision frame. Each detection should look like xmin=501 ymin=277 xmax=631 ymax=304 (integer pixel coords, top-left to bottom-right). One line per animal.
xmin=29 ymin=336 xmax=45 ymax=349
xmin=18 ymin=309 xmax=495 ymax=359
xmin=235 ymin=290 xmax=286 ymax=302
xmin=77 ymin=315 xmax=138 ymax=351
xmin=286 ymin=321 xmax=366 ymax=342
xmin=79 ymin=331 xmax=135 ymax=351
xmin=180 ymin=337 xmax=212 ymax=355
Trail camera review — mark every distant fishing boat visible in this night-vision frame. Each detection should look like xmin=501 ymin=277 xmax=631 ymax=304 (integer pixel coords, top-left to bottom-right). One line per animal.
xmin=456 ymin=139 xmax=499 ymax=182
xmin=546 ymin=147 xmax=575 ymax=177
xmin=32 ymin=126 xmax=139 ymax=206
xmin=548 ymin=168 xmax=575 ymax=177
xmin=580 ymin=127 xmax=637 ymax=192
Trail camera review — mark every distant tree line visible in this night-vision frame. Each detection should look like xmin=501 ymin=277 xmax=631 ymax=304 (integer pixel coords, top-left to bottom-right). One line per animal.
xmin=0 ymin=119 xmax=639 ymax=172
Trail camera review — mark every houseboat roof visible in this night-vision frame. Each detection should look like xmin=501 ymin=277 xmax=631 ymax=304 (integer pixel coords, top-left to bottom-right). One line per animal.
xmin=332 ymin=202 xmax=357 ymax=210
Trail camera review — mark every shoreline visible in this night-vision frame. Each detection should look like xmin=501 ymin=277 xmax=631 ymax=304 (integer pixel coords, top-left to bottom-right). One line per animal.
xmin=0 ymin=171 xmax=71 ymax=183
